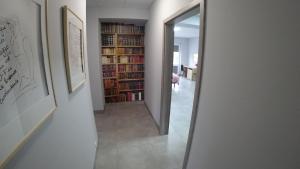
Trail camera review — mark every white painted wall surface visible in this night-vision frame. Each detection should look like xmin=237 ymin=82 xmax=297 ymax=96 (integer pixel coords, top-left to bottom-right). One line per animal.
xmin=144 ymin=0 xmax=194 ymax=125
xmin=174 ymin=38 xmax=189 ymax=66
xmin=87 ymin=7 xmax=149 ymax=111
xmin=186 ymin=0 xmax=300 ymax=169
xmin=147 ymin=0 xmax=300 ymax=168
xmin=6 ymin=0 xmax=98 ymax=169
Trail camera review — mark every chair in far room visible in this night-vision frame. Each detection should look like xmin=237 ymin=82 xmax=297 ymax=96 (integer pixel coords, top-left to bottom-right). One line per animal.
xmin=172 ymin=73 xmax=180 ymax=87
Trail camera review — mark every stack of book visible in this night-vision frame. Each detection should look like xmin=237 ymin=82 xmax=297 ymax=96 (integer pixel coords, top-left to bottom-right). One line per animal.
xmin=118 ymin=92 xmax=144 ymax=102
xmin=103 ymin=79 xmax=117 ymax=89
xmin=102 ymin=56 xmax=116 ymax=64
xmin=101 ymin=23 xmax=144 ymax=34
xmin=102 ymin=48 xmax=115 ymax=55
xmin=118 ymin=36 xmax=144 ymax=46
xmin=118 ymin=72 xmax=144 ymax=79
xmin=117 ymin=48 xmax=143 ymax=54
xmin=118 ymin=55 xmax=144 ymax=63
xmin=119 ymin=81 xmax=144 ymax=90
xmin=102 ymin=35 xmax=114 ymax=46
xmin=118 ymin=64 xmax=144 ymax=72
xmin=104 ymin=88 xmax=118 ymax=96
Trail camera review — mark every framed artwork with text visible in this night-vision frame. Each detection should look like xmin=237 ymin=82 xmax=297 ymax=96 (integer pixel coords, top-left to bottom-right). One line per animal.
xmin=0 ymin=0 xmax=56 ymax=167
xmin=63 ymin=6 xmax=86 ymax=93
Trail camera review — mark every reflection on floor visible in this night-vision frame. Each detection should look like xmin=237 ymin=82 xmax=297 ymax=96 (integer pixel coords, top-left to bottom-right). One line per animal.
xmin=95 ymin=103 xmax=186 ymax=169
xmin=170 ymin=77 xmax=195 ymax=144
xmin=94 ymin=78 xmax=195 ymax=169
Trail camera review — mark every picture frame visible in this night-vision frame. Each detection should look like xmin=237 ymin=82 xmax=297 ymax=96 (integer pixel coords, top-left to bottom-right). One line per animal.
xmin=0 ymin=0 xmax=56 ymax=167
xmin=63 ymin=6 xmax=86 ymax=93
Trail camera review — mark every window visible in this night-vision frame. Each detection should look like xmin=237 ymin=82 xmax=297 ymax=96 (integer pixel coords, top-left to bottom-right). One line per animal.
xmin=173 ymin=45 xmax=180 ymax=66
xmin=193 ymin=53 xmax=198 ymax=66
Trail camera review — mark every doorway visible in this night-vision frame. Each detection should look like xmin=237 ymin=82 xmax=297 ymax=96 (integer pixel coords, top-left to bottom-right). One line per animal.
xmin=160 ymin=0 xmax=206 ymax=168
xmin=170 ymin=13 xmax=200 ymax=143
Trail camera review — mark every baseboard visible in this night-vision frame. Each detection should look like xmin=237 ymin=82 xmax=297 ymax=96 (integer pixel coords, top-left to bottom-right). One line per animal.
xmin=144 ymin=102 xmax=160 ymax=132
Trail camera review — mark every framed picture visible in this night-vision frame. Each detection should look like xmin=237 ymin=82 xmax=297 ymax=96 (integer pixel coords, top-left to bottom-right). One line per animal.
xmin=0 ymin=0 xmax=56 ymax=167
xmin=63 ymin=6 xmax=86 ymax=93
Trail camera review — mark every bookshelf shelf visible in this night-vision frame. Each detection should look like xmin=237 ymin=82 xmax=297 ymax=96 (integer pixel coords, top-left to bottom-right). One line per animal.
xmin=119 ymin=89 xmax=144 ymax=92
xmin=118 ymin=33 xmax=144 ymax=35
xmin=118 ymin=79 xmax=144 ymax=81
xmin=118 ymin=71 xmax=144 ymax=73
xmin=101 ymin=32 xmax=115 ymax=35
xmin=103 ymin=63 xmax=116 ymax=65
xmin=105 ymin=95 xmax=118 ymax=97
xmin=103 ymin=77 xmax=117 ymax=79
xmin=102 ymin=46 xmax=115 ymax=48
xmin=102 ymin=54 xmax=115 ymax=55
xmin=117 ymin=46 xmax=144 ymax=48
xmin=118 ymin=63 xmax=144 ymax=65
xmin=101 ymin=22 xmax=145 ymax=103
xmin=118 ymin=54 xmax=144 ymax=56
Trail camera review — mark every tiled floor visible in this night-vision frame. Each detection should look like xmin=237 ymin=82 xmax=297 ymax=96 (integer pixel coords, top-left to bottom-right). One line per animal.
xmin=170 ymin=77 xmax=195 ymax=143
xmin=94 ymin=77 xmax=195 ymax=169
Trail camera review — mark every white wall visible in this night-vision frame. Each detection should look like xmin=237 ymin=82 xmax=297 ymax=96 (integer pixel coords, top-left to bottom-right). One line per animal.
xmin=187 ymin=0 xmax=300 ymax=168
xmin=146 ymin=0 xmax=300 ymax=168
xmin=188 ymin=37 xmax=199 ymax=67
xmin=174 ymin=38 xmax=189 ymax=66
xmin=87 ymin=7 xmax=149 ymax=111
xmin=144 ymin=0 xmax=194 ymax=125
xmin=6 ymin=0 xmax=98 ymax=169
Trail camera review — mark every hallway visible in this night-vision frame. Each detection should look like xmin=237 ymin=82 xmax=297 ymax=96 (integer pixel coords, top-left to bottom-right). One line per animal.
xmin=94 ymin=103 xmax=187 ymax=169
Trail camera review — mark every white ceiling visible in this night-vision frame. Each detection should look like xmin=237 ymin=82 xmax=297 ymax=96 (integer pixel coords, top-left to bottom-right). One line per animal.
xmin=87 ymin=0 xmax=155 ymax=9
xmin=175 ymin=15 xmax=200 ymax=38
xmin=180 ymin=15 xmax=200 ymax=26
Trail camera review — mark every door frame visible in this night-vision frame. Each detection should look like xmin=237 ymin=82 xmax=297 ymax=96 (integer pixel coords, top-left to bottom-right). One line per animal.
xmin=159 ymin=0 xmax=206 ymax=168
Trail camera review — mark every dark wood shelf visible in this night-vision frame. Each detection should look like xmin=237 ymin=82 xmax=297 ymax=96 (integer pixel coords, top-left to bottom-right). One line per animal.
xmin=119 ymin=79 xmax=144 ymax=81
xmin=103 ymin=77 xmax=117 ymax=79
xmin=118 ymin=71 xmax=144 ymax=73
xmin=119 ymin=89 xmax=144 ymax=92
xmin=117 ymin=46 xmax=144 ymax=48
xmin=118 ymin=63 xmax=144 ymax=65
xmin=105 ymin=95 xmax=118 ymax=97
xmin=102 ymin=46 xmax=115 ymax=48
xmin=117 ymin=54 xmax=144 ymax=56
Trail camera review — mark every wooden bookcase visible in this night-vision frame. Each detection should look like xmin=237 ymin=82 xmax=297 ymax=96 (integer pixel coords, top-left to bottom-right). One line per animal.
xmin=101 ymin=22 xmax=145 ymax=103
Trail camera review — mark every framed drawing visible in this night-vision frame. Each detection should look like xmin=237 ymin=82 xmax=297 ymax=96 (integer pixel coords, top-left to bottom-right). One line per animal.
xmin=63 ymin=6 xmax=86 ymax=93
xmin=0 ymin=0 xmax=56 ymax=167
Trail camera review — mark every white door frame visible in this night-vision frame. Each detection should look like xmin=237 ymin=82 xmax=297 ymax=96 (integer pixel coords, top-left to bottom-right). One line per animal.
xmin=159 ymin=0 xmax=206 ymax=168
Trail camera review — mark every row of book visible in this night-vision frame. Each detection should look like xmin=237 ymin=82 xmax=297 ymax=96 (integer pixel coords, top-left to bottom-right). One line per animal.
xmin=120 ymin=92 xmax=144 ymax=102
xmin=118 ymin=55 xmax=144 ymax=63
xmin=118 ymin=64 xmax=144 ymax=72
xmin=104 ymin=88 xmax=118 ymax=96
xmin=105 ymin=97 xmax=118 ymax=103
xmin=101 ymin=23 xmax=145 ymax=34
xmin=102 ymin=48 xmax=115 ymax=55
xmin=118 ymin=72 xmax=144 ymax=79
xmin=102 ymin=65 xmax=116 ymax=71
xmin=102 ymin=56 xmax=116 ymax=64
xmin=103 ymin=71 xmax=116 ymax=78
xmin=102 ymin=35 xmax=114 ymax=46
xmin=118 ymin=36 xmax=144 ymax=46
xmin=117 ymin=48 xmax=143 ymax=54
xmin=103 ymin=79 xmax=117 ymax=89
xmin=119 ymin=81 xmax=144 ymax=90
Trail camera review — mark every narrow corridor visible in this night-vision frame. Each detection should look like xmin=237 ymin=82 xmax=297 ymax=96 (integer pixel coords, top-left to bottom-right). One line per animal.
xmin=94 ymin=103 xmax=187 ymax=169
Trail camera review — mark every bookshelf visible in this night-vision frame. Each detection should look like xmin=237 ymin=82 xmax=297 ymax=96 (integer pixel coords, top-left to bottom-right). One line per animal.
xmin=101 ymin=22 xmax=145 ymax=103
